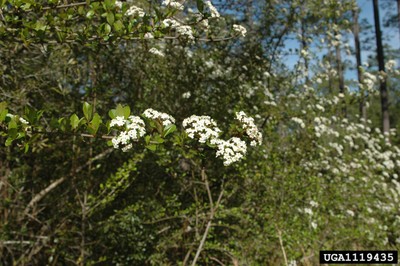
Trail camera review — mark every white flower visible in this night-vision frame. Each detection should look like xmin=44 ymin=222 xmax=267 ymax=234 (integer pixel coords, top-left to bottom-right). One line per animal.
xmin=143 ymin=108 xmax=175 ymax=126
xmin=183 ymin=115 xmax=221 ymax=143
xmin=182 ymin=91 xmax=191 ymax=99
xmin=235 ymin=111 xmax=262 ymax=145
xmin=385 ymin=59 xmax=397 ymax=71
xmin=126 ymin=5 xmax=145 ymax=17
xmin=19 ymin=117 xmax=29 ymax=125
xmin=211 ymin=137 xmax=247 ymax=166
xmin=144 ymin=32 xmax=154 ymax=39
xmin=311 ymin=221 xmax=317 ymax=229
xmin=176 ymin=25 xmax=194 ymax=40
xmin=115 ymin=0 xmax=123 ymax=9
xmin=111 ymin=115 xmax=146 ymax=151
xmin=162 ymin=0 xmax=184 ymax=10
xmin=204 ymin=0 xmax=220 ymax=18
xmin=233 ymin=24 xmax=247 ymax=37
xmin=162 ymin=18 xmax=181 ymax=28
xmin=110 ymin=116 xmax=126 ymax=127
xmin=291 ymin=117 xmax=305 ymax=128
xmin=149 ymin=48 xmax=165 ymax=57
xmin=310 ymin=200 xmax=319 ymax=208
xmin=304 ymin=208 xmax=313 ymax=215
xmin=315 ymin=104 xmax=325 ymax=112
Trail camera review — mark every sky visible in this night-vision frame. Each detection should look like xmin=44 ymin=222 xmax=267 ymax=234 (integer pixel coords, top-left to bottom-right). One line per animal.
xmin=282 ymin=0 xmax=400 ymax=83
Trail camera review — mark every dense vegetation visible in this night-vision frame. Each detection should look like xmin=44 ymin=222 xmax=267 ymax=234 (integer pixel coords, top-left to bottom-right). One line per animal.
xmin=1 ymin=0 xmax=400 ymax=265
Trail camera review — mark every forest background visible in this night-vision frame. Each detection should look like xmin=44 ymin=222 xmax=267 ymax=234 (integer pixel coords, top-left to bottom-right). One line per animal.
xmin=1 ymin=0 xmax=400 ymax=265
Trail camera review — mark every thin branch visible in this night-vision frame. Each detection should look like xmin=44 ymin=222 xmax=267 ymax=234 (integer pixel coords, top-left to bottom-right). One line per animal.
xmin=23 ymin=176 xmax=66 ymax=217
xmin=42 ymin=2 xmax=88 ymax=10
xmin=277 ymin=229 xmax=289 ymax=266
xmin=191 ymin=170 xmax=224 ymax=266
xmin=23 ymin=148 xmax=113 ymax=217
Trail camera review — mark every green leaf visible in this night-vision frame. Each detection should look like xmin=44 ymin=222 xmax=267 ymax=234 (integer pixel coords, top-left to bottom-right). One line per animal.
xmin=0 ymin=109 xmax=7 ymax=122
xmin=59 ymin=117 xmax=69 ymax=132
xmin=8 ymin=119 xmax=17 ymax=129
xmin=104 ymin=23 xmax=112 ymax=35
xmin=145 ymin=144 xmax=157 ymax=151
xmin=0 ymin=101 xmax=7 ymax=112
xmin=83 ymin=102 xmax=93 ymax=121
xmin=144 ymin=135 xmax=151 ymax=145
xmin=123 ymin=106 xmax=130 ymax=118
xmin=154 ymin=135 xmax=164 ymax=144
xmin=89 ymin=113 xmax=102 ymax=134
xmin=24 ymin=143 xmax=29 ymax=153
xmin=70 ymin=114 xmax=80 ymax=130
xmin=115 ymin=104 xmax=125 ymax=117
xmin=86 ymin=10 xmax=95 ymax=19
xmin=108 ymin=109 xmax=116 ymax=119
xmin=196 ymin=0 xmax=204 ymax=13
xmin=5 ymin=137 xmax=13 ymax=147
xmin=107 ymin=12 xmax=114 ymax=25
xmin=49 ymin=118 xmax=59 ymax=129
xmin=113 ymin=20 xmax=124 ymax=32
xmin=163 ymin=124 xmax=176 ymax=137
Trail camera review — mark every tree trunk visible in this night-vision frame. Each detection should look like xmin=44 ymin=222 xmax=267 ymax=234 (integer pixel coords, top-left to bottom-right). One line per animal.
xmin=353 ymin=6 xmax=367 ymax=122
xmin=372 ymin=0 xmax=390 ymax=133
xmin=333 ymin=23 xmax=346 ymax=117
xmin=397 ymin=0 xmax=400 ymax=43
xmin=301 ymin=20 xmax=309 ymax=83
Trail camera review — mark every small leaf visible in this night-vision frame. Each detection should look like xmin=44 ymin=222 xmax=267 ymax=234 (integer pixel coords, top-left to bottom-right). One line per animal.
xmin=89 ymin=113 xmax=102 ymax=134
xmin=145 ymin=144 xmax=157 ymax=151
xmin=86 ymin=10 xmax=95 ymax=19
xmin=8 ymin=119 xmax=17 ymax=129
xmin=154 ymin=135 xmax=164 ymax=144
xmin=0 ymin=101 xmax=7 ymax=112
xmin=163 ymin=124 xmax=176 ymax=137
xmin=123 ymin=106 xmax=130 ymax=118
xmin=113 ymin=20 xmax=124 ymax=32
xmin=24 ymin=143 xmax=29 ymax=153
xmin=196 ymin=0 xmax=204 ymax=13
xmin=5 ymin=137 xmax=13 ymax=147
xmin=115 ymin=104 xmax=125 ymax=117
xmin=104 ymin=23 xmax=111 ymax=35
xmin=108 ymin=109 xmax=116 ymax=119
xmin=83 ymin=102 xmax=93 ymax=121
xmin=70 ymin=114 xmax=80 ymax=130
xmin=107 ymin=12 xmax=114 ymax=25
xmin=0 ymin=109 xmax=7 ymax=122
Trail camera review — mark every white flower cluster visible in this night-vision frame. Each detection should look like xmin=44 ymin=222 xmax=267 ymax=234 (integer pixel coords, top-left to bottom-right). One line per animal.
xmin=115 ymin=0 xmax=123 ymax=9
xmin=182 ymin=91 xmax=191 ymax=99
xmin=291 ymin=117 xmax=305 ymax=128
xmin=162 ymin=0 xmax=184 ymax=10
xmin=361 ymin=72 xmax=378 ymax=94
xmin=149 ymin=48 xmax=165 ymax=57
xmin=162 ymin=19 xmax=194 ymax=40
xmin=385 ymin=59 xmax=397 ymax=72
xmin=142 ymin=108 xmax=175 ymax=126
xmin=204 ymin=0 xmax=220 ymax=18
xmin=183 ymin=115 xmax=221 ymax=143
xmin=211 ymin=137 xmax=247 ymax=166
xmin=232 ymin=24 xmax=247 ymax=37
xmin=19 ymin=117 xmax=29 ymax=125
xmin=126 ymin=5 xmax=145 ymax=17
xmin=110 ymin=116 xmax=146 ymax=152
xmin=182 ymin=112 xmax=262 ymax=166
xmin=235 ymin=111 xmax=262 ymax=146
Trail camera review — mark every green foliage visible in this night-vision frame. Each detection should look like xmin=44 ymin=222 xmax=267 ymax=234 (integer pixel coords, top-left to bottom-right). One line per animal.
xmin=1 ymin=0 xmax=400 ymax=265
